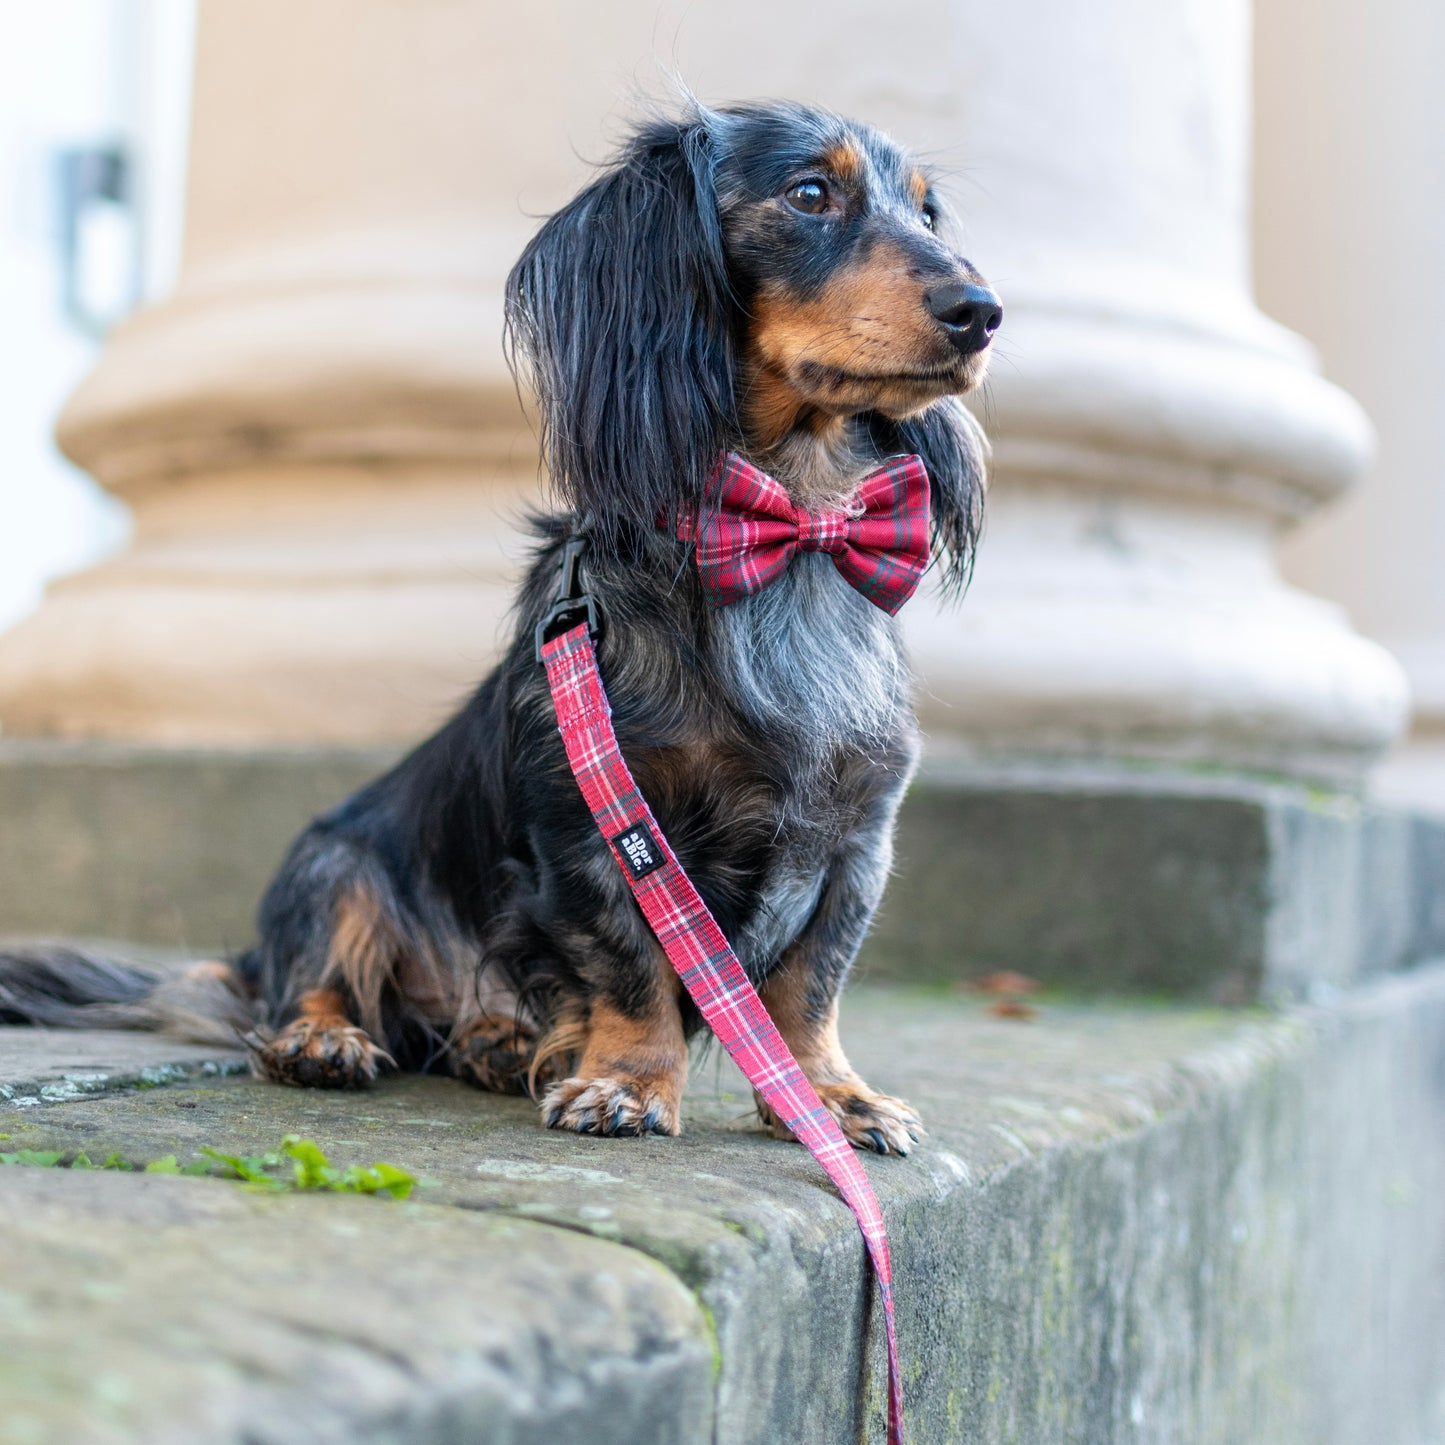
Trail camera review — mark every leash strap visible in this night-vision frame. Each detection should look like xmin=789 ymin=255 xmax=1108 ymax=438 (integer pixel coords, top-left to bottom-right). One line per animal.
xmin=541 ymin=620 xmax=904 ymax=1444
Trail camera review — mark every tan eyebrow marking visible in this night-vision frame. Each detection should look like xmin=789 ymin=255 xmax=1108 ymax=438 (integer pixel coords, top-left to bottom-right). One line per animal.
xmin=820 ymin=140 xmax=866 ymax=185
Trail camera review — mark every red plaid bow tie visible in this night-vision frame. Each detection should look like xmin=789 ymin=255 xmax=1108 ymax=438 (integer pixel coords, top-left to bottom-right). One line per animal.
xmin=678 ymin=452 xmax=931 ymax=615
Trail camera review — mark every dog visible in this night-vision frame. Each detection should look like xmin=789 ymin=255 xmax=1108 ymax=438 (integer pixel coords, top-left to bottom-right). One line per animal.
xmin=0 ymin=100 xmax=998 ymax=1156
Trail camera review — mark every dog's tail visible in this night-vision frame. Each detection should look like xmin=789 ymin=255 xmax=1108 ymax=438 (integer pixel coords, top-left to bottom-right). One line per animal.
xmin=0 ymin=945 xmax=256 ymax=1046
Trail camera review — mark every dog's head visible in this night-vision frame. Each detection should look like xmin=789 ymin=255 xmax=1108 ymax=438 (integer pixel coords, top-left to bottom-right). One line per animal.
xmin=505 ymin=100 xmax=995 ymax=585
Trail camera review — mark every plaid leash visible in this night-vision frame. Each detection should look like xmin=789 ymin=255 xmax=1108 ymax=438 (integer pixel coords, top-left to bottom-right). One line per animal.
xmin=540 ymin=618 xmax=905 ymax=1445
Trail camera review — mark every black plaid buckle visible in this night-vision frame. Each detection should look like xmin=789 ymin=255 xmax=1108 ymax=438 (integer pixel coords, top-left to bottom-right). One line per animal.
xmin=535 ymin=537 xmax=604 ymax=662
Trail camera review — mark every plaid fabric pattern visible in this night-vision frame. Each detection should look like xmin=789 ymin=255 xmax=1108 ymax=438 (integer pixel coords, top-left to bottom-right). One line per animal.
xmin=678 ymin=451 xmax=931 ymax=614
xmin=543 ymin=620 xmax=905 ymax=1445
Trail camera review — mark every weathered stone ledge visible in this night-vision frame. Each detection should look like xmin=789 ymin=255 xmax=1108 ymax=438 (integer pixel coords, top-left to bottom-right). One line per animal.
xmin=0 ymin=1029 xmax=248 ymax=1109
xmin=3 ymin=972 xmax=1443 ymax=1443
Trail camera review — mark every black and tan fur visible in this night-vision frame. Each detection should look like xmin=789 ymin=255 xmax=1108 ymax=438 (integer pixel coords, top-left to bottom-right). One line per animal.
xmin=0 ymin=101 xmax=1000 ymax=1155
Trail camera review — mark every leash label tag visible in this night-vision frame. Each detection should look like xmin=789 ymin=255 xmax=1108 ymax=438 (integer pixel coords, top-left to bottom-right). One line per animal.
xmin=612 ymin=823 xmax=664 ymax=879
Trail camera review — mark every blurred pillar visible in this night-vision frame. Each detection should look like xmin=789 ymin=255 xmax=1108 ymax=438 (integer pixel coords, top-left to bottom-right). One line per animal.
xmin=1255 ymin=0 xmax=1445 ymax=805
xmin=0 ymin=0 xmax=1409 ymax=783
xmin=0 ymin=0 xmax=559 ymax=744
xmin=525 ymin=0 xmax=1406 ymax=786
xmin=866 ymin=0 xmax=1405 ymax=784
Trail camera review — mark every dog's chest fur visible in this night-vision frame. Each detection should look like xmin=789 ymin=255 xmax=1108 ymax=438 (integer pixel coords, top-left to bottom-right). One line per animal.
xmin=613 ymin=554 xmax=919 ymax=973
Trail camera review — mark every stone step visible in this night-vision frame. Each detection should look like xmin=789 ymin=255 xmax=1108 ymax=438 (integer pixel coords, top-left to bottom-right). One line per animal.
xmin=6 ymin=742 xmax=1445 ymax=1004
xmin=3 ymin=974 xmax=1443 ymax=1444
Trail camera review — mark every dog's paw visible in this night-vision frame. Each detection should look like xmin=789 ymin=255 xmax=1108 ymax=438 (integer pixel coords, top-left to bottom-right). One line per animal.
xmin=452 ymin=1014 xmax=543 ymax=1096
xmin=246 ymin=1018 xmax=393 ymax=1090
xmin=541 ymin=1075 xmax=682 ymax=1138
xmin=757 ymin=1081 xmax=923 ymax=1156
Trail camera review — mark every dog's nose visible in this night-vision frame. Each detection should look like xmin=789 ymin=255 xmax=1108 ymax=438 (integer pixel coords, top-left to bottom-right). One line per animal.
xmin=925 ymin=281 xmax=1003 ymax=354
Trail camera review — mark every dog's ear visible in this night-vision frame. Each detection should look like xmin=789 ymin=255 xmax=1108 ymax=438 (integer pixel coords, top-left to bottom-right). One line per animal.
xmin=504 ymin=114 xmax=734 ymax=544
xmin=889 ymin=396 xmax=989 ymax=593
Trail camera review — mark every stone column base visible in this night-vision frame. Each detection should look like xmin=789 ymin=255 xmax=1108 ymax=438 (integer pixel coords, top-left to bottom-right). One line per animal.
xmin=0 ymin=461 xmax=532 ymax=744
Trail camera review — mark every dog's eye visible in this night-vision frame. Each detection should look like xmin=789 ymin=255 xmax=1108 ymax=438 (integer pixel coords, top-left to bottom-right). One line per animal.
xmin=784 ymin=179 xmax=830 ymax=215
xmin=921 ymin=206 xmax=938 ymax=232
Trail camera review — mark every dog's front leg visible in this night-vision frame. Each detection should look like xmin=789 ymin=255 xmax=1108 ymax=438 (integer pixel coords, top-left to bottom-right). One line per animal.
xmin=756 ymin=835 xmax=922 ymax=1156
xmin=539 ymin=944 xmax=688 ymax=1138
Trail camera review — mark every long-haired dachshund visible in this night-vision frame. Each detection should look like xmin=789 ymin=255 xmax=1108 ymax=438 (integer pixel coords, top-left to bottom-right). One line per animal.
xmin=0 ymin=100 xmax=998 ymax=1155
